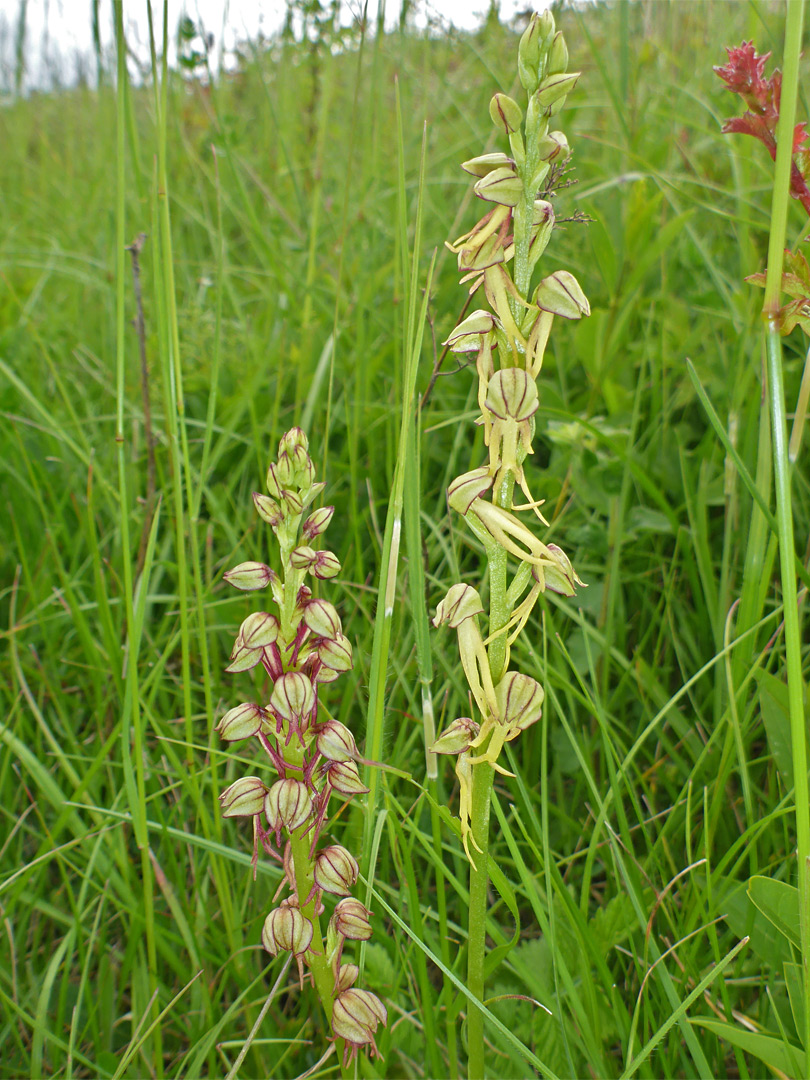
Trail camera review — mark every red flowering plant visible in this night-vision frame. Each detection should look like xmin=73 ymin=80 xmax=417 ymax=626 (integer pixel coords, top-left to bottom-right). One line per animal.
xmin=715 ymin=41 xmax=810 ymax=335
xmin=715 ymin=41 xmax=810 ymax=215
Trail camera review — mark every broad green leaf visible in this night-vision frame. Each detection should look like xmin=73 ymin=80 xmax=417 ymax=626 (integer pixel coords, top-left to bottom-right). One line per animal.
xmin=748 ymin=876 xmax=801 ymax=950
xmin=755 ymin=670 xmax=794 ymax=787
xmin=691 ymin=1018 xmax=805 ymax=1078
xmin=719 ymin=875 xmax=790 ymax=970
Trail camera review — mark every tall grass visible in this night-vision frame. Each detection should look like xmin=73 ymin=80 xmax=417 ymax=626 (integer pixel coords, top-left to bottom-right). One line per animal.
xmin=1 ymin=1 xmax=809 ymax=1076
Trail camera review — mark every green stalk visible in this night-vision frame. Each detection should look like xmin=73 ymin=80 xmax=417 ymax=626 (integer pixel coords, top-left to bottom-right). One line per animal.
xmin=467 ymin=477 xmax=514 ymax=1079
xmin=762 ymin=0 xmax=810 ymax=1057
xmin=284 ymin=737 xmax=351 ymax=1079
xmin=273 ymin=536 xmax=351 ymax=1079
xmin=466 ymin=759 xmax=494 ymax=1080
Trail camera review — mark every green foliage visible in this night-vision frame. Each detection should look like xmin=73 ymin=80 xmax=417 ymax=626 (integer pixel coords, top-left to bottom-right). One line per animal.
xmin=2 ymin=1 xmax=810 ymax=1077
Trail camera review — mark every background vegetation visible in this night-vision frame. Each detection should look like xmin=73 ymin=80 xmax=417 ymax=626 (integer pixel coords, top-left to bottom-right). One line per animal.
xmin=1 ymin=0 xmax=809 ymax=1076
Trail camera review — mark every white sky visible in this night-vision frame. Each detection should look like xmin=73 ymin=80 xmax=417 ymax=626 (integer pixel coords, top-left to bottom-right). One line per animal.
xmin=1 ymin=0 xmax=550 ymax=90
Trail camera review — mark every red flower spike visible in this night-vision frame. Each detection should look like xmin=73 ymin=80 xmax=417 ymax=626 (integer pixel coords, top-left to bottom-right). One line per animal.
xmin=714 ymin=41 xmax=772 ymax=110
xmin=716 ymin=41 xmax=810 ymax=219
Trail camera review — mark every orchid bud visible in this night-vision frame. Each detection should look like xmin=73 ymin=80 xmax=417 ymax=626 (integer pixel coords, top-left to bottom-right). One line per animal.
xmin=332 ymin=989 xmax=387 ymax=1059
xmin=518 ymin=17 xmax=542 ymax=92
xmin=314 ymin=665 xmax=340 ymax=684
xmin=281 ymin=488 xmax=303 ymax=517
xmin=265 ymin=778 xmax=314 ymax=836
xmin=316 ymin=633 xmax=353 ymax=672
xmin=265 ymin=462 xmax=282 ymax=499
xmin=219 ymin=776 xmax=268 ymax=817
xmin=442 ymin=310 xmax=496 ymax=352
xmin=217 ymin=702 xmax=268 ymax=741
xmin=430 ymin=716 xmax=480 ymax=755
xmin=290 ymin=545 xmax=318 ymax=571
xmin=313 ymin=845 xmax=359 ymax=895
xmin=274 ymin=451 xmax=295 ymax=489
xmin=433 ymin=583 xmax=484 ymax=629
xmin=485 ymin=368 xmax=539 ymax=423
xmin=537 ymin=129 xmax=569 ymax=163
xmin=335 ymin=963 xmax=360 ymax=993
xmin=330 ymin=897 xmax=373 ymax=941
xmin=223 ymin=561 xmax=276 ymax=591
xmin=303 ymin=598 xmax=342 ymax=640
xmin=237 ymin=611 xmax=280 ymax=649
xmin=461 ymin=152 xmax=515 ymax=177
xmin=303 ymin=504 xmax=334 ymax=540
xmin=546 ymin=31 xmax=568 ymax=76
xmin=270 ymin=672 xmax=315 ymax=725
xmin=253 ymin=492 xmax=283 ymax=527
xmin=495 ymin=671 xmax=544 ymax=732
xmin=311 ymin=550 xmax=341 ymax=579
xmin=534 ymin=270 xmax=590 ymax=319
xmin=279 ymin=426 xmax=309 ymax=455
xmin=316 ymin=718 xmax=359 ymax=761
xmin=489 ymin=93 xmax=523 ymax=135
xmin=541 ymin=544 xmax=584 ymax=596
xmin=262 ymin=905 xmax=313 ymax=957
xmin=324 ymin=759 xmax=369 ymax=796
xmin=474 ymin=167 xmax=523 ymax=207
xmin=224 ymin=644 xmax=263 ymax=674
xmin=447 ymin=467 xmax=494 ymax=515
xmin=536 ymin=72 xmax=580 ymax=114
xmin=287 ymin=444 xmax=315 ymax=490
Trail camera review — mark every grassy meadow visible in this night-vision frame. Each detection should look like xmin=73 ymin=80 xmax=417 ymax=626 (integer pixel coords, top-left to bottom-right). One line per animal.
xmin=2 ymin=0 xmax=810 ymax=1076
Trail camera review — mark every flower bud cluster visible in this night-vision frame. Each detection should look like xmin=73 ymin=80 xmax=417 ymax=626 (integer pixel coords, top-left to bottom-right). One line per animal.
xmin=434 ymin=13 xmax=587 ymax=863
xmin=218 ymin=428 xmax=385 ymax=1065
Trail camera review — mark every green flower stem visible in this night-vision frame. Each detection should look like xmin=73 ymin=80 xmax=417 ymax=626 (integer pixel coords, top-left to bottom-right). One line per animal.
xmin=513 ymin=120 xmax=545 ymax=303
xmin=762 ymin=0 xmax=810 ymax=1058
xmin=466 ymin=760 xmax=494 ymax=1080
xmin=275 ymin=536 xmax=350 ymax=1076
xmin=467 ymin=474 xmax=515 ymax=1080
xmin=284 ymin=740 xmax=350 ymax=1078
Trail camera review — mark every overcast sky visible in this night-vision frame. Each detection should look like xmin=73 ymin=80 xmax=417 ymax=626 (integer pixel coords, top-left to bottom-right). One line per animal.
xmin=1 ymin=0 xmax=549 ymax=90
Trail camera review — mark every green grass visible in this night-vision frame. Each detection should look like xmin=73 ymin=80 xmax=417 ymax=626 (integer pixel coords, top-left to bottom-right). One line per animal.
xmin=2 ymin=1 xmax=810 ymax=1076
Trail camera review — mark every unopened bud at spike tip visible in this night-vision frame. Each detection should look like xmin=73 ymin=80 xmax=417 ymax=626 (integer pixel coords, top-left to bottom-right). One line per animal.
xmin=546 ymin=31 xmax=568 ymax=76
xmin=489 ymin=93 xmax=523 ymax=136
xmin=278 ymin=427 xmax=309 ymax=456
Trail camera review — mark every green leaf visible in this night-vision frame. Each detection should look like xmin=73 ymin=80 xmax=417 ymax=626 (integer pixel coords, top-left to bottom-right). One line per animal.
xmin=756 ymin=669 xmax=794 ymax=786
xmin=691 ymin=1018 xmax=805 ymax=1077
xmin=748 ymin=876 xmax=801 ymax=949
xmin=720 ymin=876 xmax=791 ymax=971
